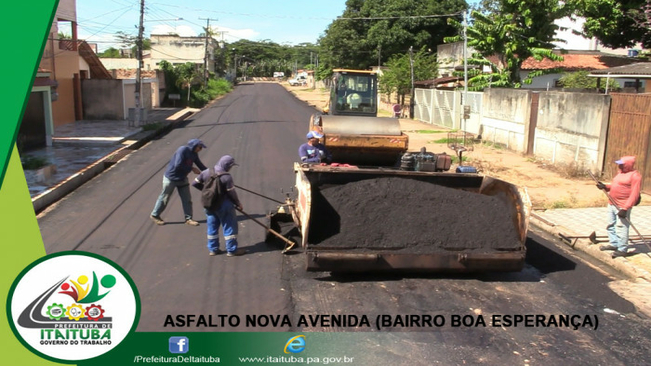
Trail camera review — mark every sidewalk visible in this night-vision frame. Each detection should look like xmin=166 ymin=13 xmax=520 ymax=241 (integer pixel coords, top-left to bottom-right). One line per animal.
xmin=25 ymin=107 xmax=198 ymax=212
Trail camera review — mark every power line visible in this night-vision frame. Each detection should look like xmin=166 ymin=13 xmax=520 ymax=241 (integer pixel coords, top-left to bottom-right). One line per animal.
xmin=336 ymin=13 xmax=462 ymax=21
xmin=48 ymin=6 xmax=136 ymax=59
xmin=76 ymin=4 xmax=136 ymax=23
xmin=150 ymin=3 xmax=337 ymax=21
xmin=76 ymin=6 xmax=136 ymax=41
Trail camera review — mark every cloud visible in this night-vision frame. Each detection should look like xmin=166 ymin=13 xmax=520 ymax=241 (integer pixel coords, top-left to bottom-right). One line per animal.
xmin=210 ymin=26 xmax=260 ymax=42
xmin=78 ymin=30 xmax=123 ymax=53
xmin=149 ymin=24 xmax=259 ymax=43
xmin=150 ymin=24 xmax=197 ymax=37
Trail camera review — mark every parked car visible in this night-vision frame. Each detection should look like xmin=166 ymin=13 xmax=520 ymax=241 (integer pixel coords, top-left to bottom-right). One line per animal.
xmin=288 ymin=76 xmax=307 ymax=86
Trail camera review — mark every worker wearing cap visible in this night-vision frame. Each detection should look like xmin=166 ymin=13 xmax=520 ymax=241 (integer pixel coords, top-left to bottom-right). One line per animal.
xmin=299 ymin=131 xmax=332 ymax=164
xmin=151 ymin=138 xmax=208 ymax=226
xmin=596 ymin=156 xmax=642 ymax=258
xmin=192 ymin=155 xmax=246 ymax=257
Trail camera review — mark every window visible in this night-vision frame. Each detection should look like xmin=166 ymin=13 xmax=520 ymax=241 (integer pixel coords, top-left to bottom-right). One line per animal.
xmin=334 ymin=74 xmax=377 ymax=113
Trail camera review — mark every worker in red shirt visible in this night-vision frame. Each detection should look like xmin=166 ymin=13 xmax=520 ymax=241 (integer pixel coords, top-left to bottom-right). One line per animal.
xmin=597 ymin=156 xmax=642 ymax=258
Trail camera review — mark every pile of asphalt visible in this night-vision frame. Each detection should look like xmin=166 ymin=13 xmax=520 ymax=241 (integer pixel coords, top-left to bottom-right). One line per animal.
xmin=308 ymin=177 xmax=522 ymax=252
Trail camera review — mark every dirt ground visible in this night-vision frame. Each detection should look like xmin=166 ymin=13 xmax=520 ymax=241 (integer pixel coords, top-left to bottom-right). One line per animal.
xmin=284 ymin=83 xmax=648 ymax=210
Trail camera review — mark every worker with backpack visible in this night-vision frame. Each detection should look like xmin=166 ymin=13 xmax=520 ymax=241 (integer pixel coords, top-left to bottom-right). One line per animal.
xmin=192 ymin=155 xmax=246 ymax=257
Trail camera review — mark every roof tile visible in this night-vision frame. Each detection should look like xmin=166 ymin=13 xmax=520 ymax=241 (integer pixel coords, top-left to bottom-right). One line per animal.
xmin=521 ymin=53 xmax=641 ymax=71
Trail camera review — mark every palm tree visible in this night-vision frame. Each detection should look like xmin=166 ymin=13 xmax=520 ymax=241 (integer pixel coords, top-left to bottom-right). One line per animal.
xmin=175 ymin=63 xmax=202 ymax=104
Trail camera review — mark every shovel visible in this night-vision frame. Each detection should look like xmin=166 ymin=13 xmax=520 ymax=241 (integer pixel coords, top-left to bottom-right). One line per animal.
xmin=559 ymin=231 xmax=605 ymax=244
xmin=236 ymin=207 xmax=297 ymax=253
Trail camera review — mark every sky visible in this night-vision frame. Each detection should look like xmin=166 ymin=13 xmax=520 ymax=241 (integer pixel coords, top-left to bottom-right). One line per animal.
xmin=76 ymin=0 xmax=349 ymax=52
xmin=76 ymin=0 xmax=481 ymax=52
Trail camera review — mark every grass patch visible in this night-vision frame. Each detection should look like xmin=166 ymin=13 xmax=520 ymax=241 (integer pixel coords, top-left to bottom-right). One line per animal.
xmin=482 ymin=141 xmax=504 ymax=150
xmin=433 ymin=137 xmax=470 ymax=144
xmin=22 ymin=155 xmax=49 ymax=170
xmin=450 ymin=155 xmax=470 ymax=164
xmin=416 ymin=130 xmax=449 ymax=134
xmin=550 ymin=200 xmax=568 ymax=209
xmin=377 ymin=110 xmax=393 ymax=118
xmin=433 ymin=137 xmax=452 ymax=144
xmin=142 ymin=122 xmax=164 ymax=131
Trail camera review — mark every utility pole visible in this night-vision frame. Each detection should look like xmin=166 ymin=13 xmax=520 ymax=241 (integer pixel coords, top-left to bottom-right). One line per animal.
xmin=409 ymin=46 xmax=414 ymax=119
xmin=462 ymin=10 xmax=470 ymax=140
xmin=200 ymin=17 xmax=218 ymax=86
xmin=378 ymin=45 xmax=381 ymax=68
xmin=134 ymin=0 xmax=145 ymax=127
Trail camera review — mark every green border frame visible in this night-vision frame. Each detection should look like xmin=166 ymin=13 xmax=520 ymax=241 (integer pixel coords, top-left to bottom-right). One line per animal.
xmin=6 ymin=251 xmax=142 ymax=364
xmin=0 ymin=1 xmax=58 ymax=190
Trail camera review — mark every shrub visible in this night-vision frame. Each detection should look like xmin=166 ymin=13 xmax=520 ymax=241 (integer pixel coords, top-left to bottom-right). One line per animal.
xmin=22 ymin=155 xmax=49 ymax=170
xmin=142 ymin=122 xmax=163 ymax=131
xmin=189 ymin=78 xmax=233 ymax=107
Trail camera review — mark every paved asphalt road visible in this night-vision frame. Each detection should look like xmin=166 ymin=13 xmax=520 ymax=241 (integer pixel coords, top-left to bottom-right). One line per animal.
xmin=37 ymin=83 xmax=651 ymax=365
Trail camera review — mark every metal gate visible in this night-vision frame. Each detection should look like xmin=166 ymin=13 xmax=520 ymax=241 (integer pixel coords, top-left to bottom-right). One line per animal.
xmin=432 ymin=90 xmax=457 ymax=129
xmin=414 ymin=88 xmax=432 ymax=124
xmin=604 ymin=94 xmax=651 ymax=194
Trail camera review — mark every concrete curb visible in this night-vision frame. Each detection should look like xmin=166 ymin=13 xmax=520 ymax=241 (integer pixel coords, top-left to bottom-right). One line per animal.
xmin=530 ymin=212 xmax=651 ymax=282
xmin=32 ymin=109 xmax=197 ymax=214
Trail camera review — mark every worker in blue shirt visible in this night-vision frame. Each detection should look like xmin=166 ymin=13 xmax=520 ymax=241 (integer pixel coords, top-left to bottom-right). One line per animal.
xmin=299 ymin=131 xmax=332 ymax=164
xmin=151 ymin=138 xmax=207 ymax=226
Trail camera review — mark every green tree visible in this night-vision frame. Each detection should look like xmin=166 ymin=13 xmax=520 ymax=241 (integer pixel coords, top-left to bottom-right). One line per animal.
xmin=98 ymin=47 xmax=121 ymax=58
xmin=446 ymin=0 xmax=571 ymax=89
xmin=159 ymin=61 xmax=204 ymax=105
xmin=379 ymin=48 xmax=437 ymax=104
xmin=229 ymin=39 xmax=314 ymax=78
xmin=115 ymin=31 xmax=151 ymax=57
xmin=558 ymin=70 xmax=620 ymax=90
xmin=175 ymin=63 xmax=203 ymax=103
xmin=571 ymin=0 xmax=651 ymax=49
xmin=318 ymin=0 xmax=466 ymax=71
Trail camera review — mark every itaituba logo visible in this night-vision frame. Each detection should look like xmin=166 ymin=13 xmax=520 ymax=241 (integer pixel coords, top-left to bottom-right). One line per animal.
xmin=7 ymin=252 xmax=140 ymax=362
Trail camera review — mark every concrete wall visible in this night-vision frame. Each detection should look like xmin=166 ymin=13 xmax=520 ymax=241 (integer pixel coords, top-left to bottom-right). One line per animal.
xmin=81 ymin=79 xmax=125 ymax=120
xmin=534 ymin=92 xmax=610 ymax=170
xmin=100 ymin=58 xmax=139 ymax=70
xmin=413 ymin=87 xmax=613 ymax=169
xmin=82 ymin=79 xmax=157 ymax=120
xmin=51 ymin=48 xmax=79 ymax=126
xmin=437 ymin=42 xmax=476 ymax=78
xmin=481 ymin=89 xmax=532 ymax=152
xmin=123 ymin=79 xmax=155 ymax=117
xmin=49 ymin=0 xmax=80 ymax=127
xmin=57 ymin=0 xmax=76 ymax=20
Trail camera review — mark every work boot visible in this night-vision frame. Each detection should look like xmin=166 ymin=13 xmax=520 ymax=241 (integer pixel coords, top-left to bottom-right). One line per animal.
xmin=185 ymin=219 xmax=200 ymax=226
xmin=612 ymin=250 xmax=633 ymax=258
xmin=226 ymin=248 xmax=248 ymax=257
xmin=599 ymin=245 xmax=618 ymax=251
xmin=150 ymin=215 xmax=165 ymax=225
xmin=209 ymin=249 xmax=222 ymax=256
